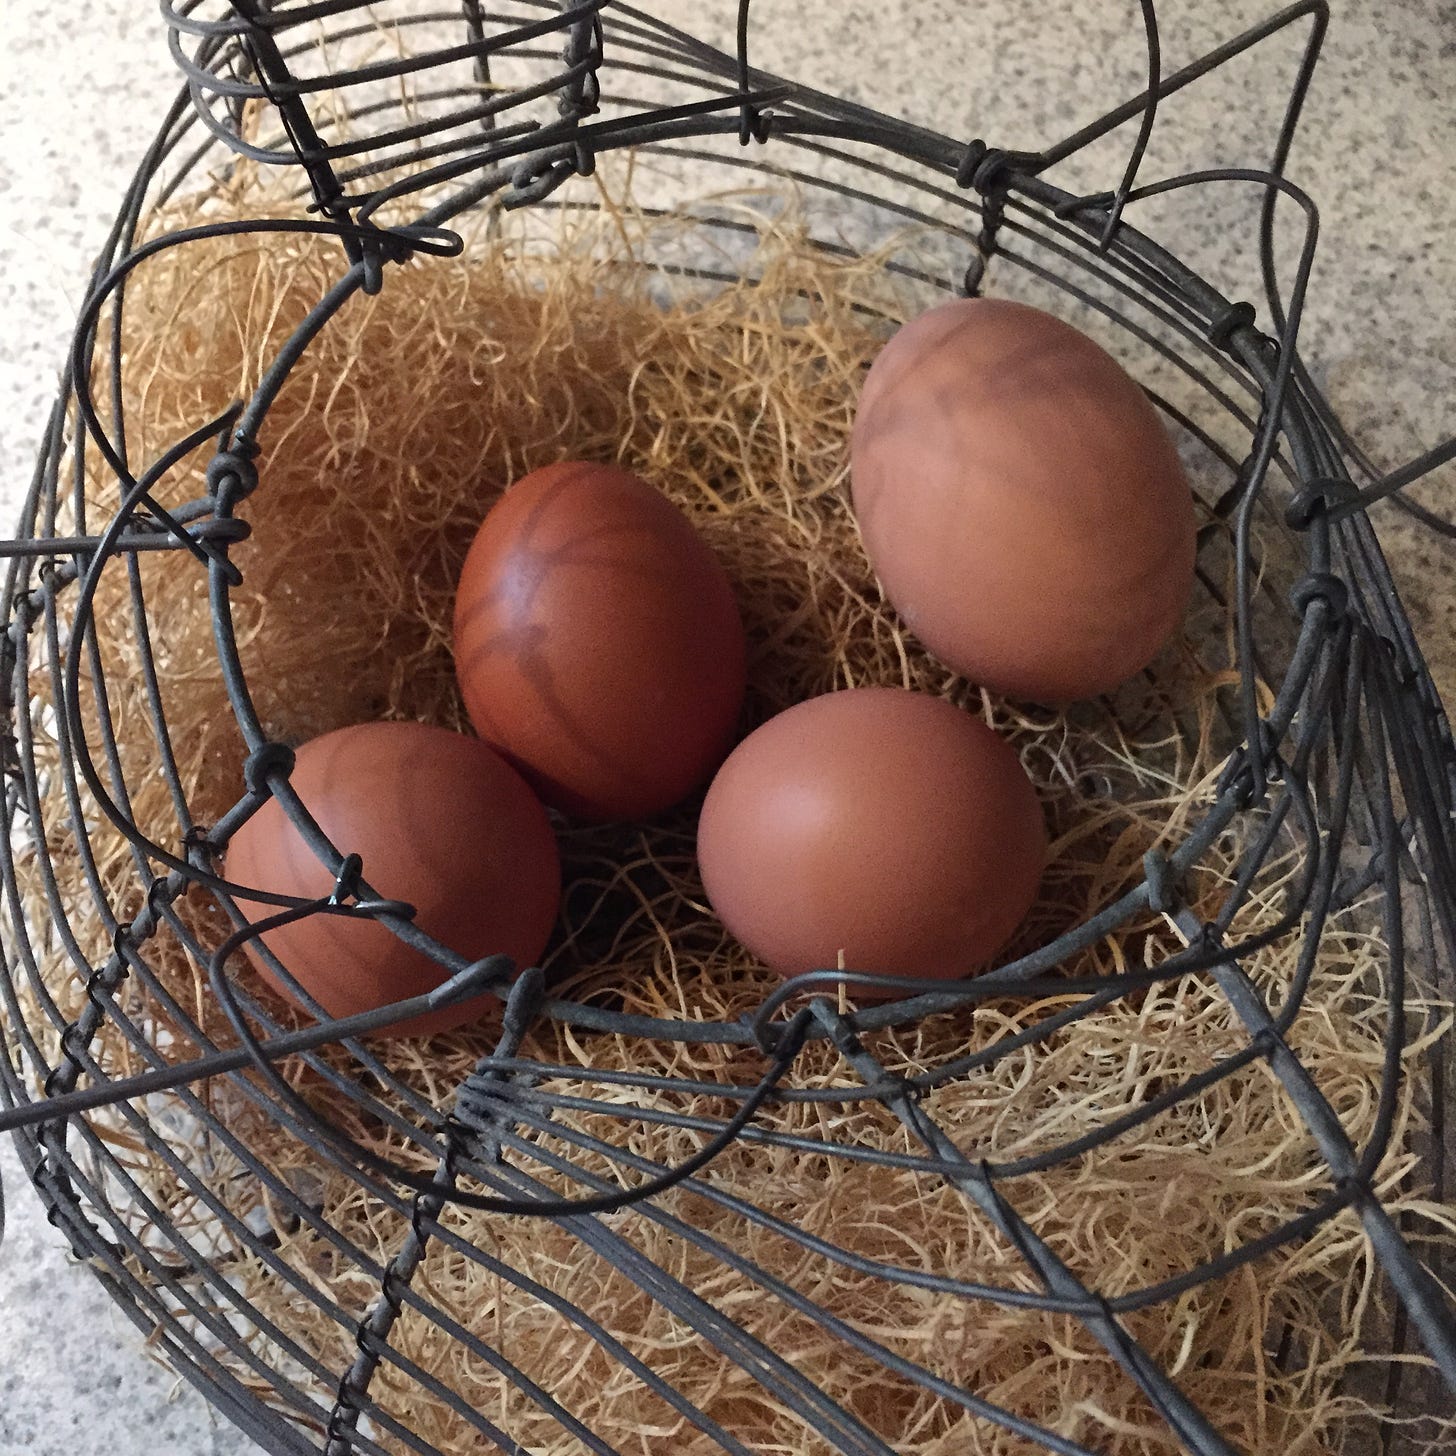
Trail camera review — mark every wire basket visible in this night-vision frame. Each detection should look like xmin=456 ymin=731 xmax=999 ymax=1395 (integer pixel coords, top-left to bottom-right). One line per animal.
xmin=3 ymin=2 xmax=1456 ymax=1453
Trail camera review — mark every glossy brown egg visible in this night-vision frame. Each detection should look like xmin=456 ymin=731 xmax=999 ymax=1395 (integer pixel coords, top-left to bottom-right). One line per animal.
xmin=851 ymin=297 xmax=1197 ymax=703
xmin=696 ymin=687 xmax=1045 ymax=988
xmin=453 ymin=461 xmax=747 ymax=823
xmin=224 ymin=721 xmax=560 ymax=1038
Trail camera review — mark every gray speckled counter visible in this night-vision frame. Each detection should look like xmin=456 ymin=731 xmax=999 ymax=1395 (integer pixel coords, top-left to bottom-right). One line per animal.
xmin=1 ymin=4 xmax=1452 ymax=1454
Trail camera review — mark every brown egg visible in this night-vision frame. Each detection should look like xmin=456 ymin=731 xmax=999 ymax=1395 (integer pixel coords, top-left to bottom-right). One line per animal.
xmin=224 ymin=721 xmax=560 ymax=1038
xmin=697 ymin=687 xmax=1046 ymax=988
xmin=851 ymin=297 xmax=1197 ymax=703
xmin=453 ymin=461 xmax=747 ymax=822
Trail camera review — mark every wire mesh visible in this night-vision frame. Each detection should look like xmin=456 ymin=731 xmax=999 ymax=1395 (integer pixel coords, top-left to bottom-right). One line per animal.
xmin=2 ymin=2 xmax=1456 ymax=1454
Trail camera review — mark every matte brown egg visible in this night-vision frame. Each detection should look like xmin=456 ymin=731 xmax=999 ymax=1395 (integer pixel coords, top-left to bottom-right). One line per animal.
xmin=453 ymin=461 xmax=747 ymax=823
xmin=851 ymin=297 xmax=1197 ymax=703
xmin=225 ymin=721 xmax=560 ymax=1038
xmin=696 ymin=687 xmax=1046 ymax=987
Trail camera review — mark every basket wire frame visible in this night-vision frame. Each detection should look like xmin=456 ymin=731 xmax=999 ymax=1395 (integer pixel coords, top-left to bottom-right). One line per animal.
xmin=1 ymin=2 xmax=1455 ymax=1453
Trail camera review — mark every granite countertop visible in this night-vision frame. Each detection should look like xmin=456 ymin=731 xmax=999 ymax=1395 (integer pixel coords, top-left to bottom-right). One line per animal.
xmin=1 ymin=3 xmax=1452 ymax=1453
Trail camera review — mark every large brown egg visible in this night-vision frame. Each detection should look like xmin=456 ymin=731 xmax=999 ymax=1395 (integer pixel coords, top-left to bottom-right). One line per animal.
xmin=453 ymin=461 xmax=747 ymax=823
xmin=697 ymin=687 xmax=1045 ymax=987
xmin=851 ymin=298 xmax=1197 ymax=703
xmin=225 ymin=721 xmax=560 ymax=1038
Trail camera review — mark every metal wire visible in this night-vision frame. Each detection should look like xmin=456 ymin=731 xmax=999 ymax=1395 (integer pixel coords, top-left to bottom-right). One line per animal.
xmin=2 ymin=2 xmax=1455 ymax=1453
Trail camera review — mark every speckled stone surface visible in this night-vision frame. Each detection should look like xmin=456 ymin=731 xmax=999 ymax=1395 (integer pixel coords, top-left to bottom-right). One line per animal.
xmin=1 ymin=4 xmax=1452 ymax=1454
xmin=0 ymin=1139 xmax=252 ymax=1455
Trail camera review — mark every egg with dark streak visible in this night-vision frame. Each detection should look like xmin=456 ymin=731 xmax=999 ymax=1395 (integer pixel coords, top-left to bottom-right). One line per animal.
xmin=453 ymin=461 xmax=747 ymax=822
xmin=851 ymin=298 xmax=1197 ymax=703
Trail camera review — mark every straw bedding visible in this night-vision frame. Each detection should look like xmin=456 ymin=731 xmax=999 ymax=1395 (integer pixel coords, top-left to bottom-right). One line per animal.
xmin=12 ymin=168 xmax=1454 ymax=1455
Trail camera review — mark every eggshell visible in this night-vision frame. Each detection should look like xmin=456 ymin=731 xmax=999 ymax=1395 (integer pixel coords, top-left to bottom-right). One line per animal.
xmin=224 ymin=721 xmax=560 ymax=1038
xmin=453 ymin=461 xmax=747 ymax=822
xmin=851 ymin=297 xmax=1197 ymax=703
xmin=696 ymin=687 xmax=1045 ymax=987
